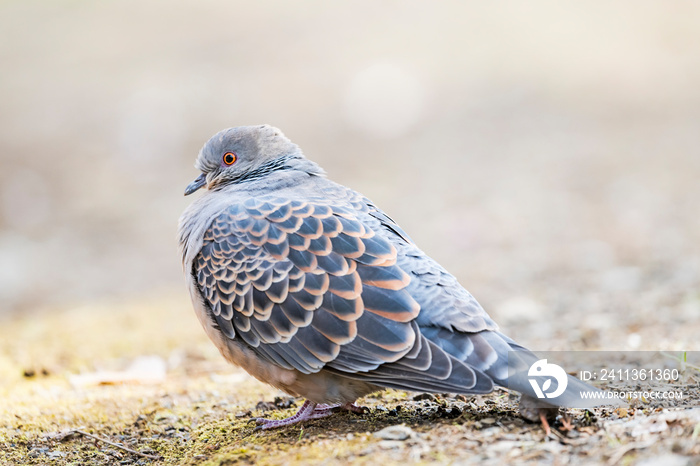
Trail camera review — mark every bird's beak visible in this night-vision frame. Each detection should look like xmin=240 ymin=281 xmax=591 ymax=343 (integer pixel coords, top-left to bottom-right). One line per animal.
xmin=184 ymin=173 xmax=207 ymax=196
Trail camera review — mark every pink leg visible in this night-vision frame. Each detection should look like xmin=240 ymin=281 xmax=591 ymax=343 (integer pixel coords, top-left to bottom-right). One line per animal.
xmin=254 ymin=400 xmax=367 ymax=430
xmin=313 ymin=402 xmax=367 ymax=412
xmin=341 ymin=402 xmax=369 ymax=414
xmin=313 ymin=403 xmax=340 ymax=411
xmin=254 ymin=400 xmax=327 ymax=430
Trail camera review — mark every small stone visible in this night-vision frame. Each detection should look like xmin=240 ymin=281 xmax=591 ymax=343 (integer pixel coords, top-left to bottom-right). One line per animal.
xmin=28 ymin=448 xmax=45 ymax=458
xmin=487 ymin=440 xmax=522 ymax=454
xmin=636 ymin=454 xmax=689 ymax=466
xmin=508 ymin=448 xmax=522 ymax=458
xmin=412 ymin=393 xmax=436 ymax=402
xmin=255 ymin=401 xmax=277 ymax=412
xmin=373 ymin=424 xmax=415 ymax=441
xmin=378 ymin=440 xmax=405 ymax=450
xmin=273 ymin=396 xmax=296 ymax=409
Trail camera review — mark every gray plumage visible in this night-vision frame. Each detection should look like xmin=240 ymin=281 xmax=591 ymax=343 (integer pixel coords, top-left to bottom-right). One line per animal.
xmin=178 ymin=125 xmax=605 ymax=428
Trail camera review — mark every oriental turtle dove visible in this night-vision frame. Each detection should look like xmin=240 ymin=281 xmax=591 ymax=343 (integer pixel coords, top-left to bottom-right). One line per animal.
xmin=178 ymin=125 xmax=607 ymax=430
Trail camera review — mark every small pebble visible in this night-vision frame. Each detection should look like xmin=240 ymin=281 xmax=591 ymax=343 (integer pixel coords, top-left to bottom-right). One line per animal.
xmin=373 ymin=425 xmax=415 ymax=441
xmin=378 ymin=440 xmax=405 ymax=450
xmin=255 ymin=401 xmax=276 ymax=411
xmin=636 ymin=455 xmax=689 ymax=466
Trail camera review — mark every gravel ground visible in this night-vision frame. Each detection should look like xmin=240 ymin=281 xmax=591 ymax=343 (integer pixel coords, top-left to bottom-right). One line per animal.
xmin=0 ymin=294 xmax=698 ymax=465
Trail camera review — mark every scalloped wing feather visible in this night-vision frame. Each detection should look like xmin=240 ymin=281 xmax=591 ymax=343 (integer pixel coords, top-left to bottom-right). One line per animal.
xmin=194 ymin=195 xmax=422 ymax=375
xmin=191 ymin=187 xmax=506 ymax=396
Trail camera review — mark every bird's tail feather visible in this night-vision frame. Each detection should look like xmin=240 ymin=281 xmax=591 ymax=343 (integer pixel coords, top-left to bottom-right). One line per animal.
xmin=491 ymin=335 xmax=623 ymax=409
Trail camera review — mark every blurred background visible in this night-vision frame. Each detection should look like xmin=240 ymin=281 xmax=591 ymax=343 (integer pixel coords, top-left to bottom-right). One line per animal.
xmin=1 ymin=0 xmax=699 ymax=350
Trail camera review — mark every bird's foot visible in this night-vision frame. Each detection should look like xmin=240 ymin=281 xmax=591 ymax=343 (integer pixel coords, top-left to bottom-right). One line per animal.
xmin=254 ymin=400 xmax=327 ymax=430
xmin=518 ymin=395 xmax=559 ymax=437
xmin=341 ymin=402 xmax=369 ymax=414
xmin=558 ymin=414 xmax=574 ymax=431
xmin=539 ymin=410 xmax=552 ymax=436
xmin=536 ymin=409 xmax=577 ymax=437
xmin=253 ymin=400 xmax=367 ymax=430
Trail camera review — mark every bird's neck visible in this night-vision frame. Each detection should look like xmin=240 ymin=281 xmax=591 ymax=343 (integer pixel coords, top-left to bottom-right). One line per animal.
xmin=284 ymin=155 xmax=326 ymax=178
xmin=217 ymin=156 xmax=325 ymax=195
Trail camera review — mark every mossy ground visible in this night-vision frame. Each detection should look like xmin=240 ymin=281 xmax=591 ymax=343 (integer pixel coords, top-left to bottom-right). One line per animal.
xmin=1 ymin=295 xmax=699 ymax=465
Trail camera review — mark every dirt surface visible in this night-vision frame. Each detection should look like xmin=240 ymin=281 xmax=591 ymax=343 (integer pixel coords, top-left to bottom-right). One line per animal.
xmin=1 ymin=298 xmax=699 ymax=465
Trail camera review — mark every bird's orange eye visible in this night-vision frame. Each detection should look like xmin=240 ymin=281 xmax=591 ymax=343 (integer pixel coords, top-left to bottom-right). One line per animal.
xmin=223 ymin=152 xmax=237 ymax=165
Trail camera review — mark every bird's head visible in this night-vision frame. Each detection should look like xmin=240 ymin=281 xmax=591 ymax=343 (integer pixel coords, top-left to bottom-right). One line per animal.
xmin=184 ymin=125 xmax=305 ymax=195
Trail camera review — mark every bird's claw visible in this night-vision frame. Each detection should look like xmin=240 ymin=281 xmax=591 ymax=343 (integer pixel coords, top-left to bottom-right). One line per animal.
xmin=343 ymin=403 xmax=369 ymax=414
xmin=558 ymin=414 xmax=574 ymax=431
xmin=251 ymin=400 xmax=368 ymax=430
